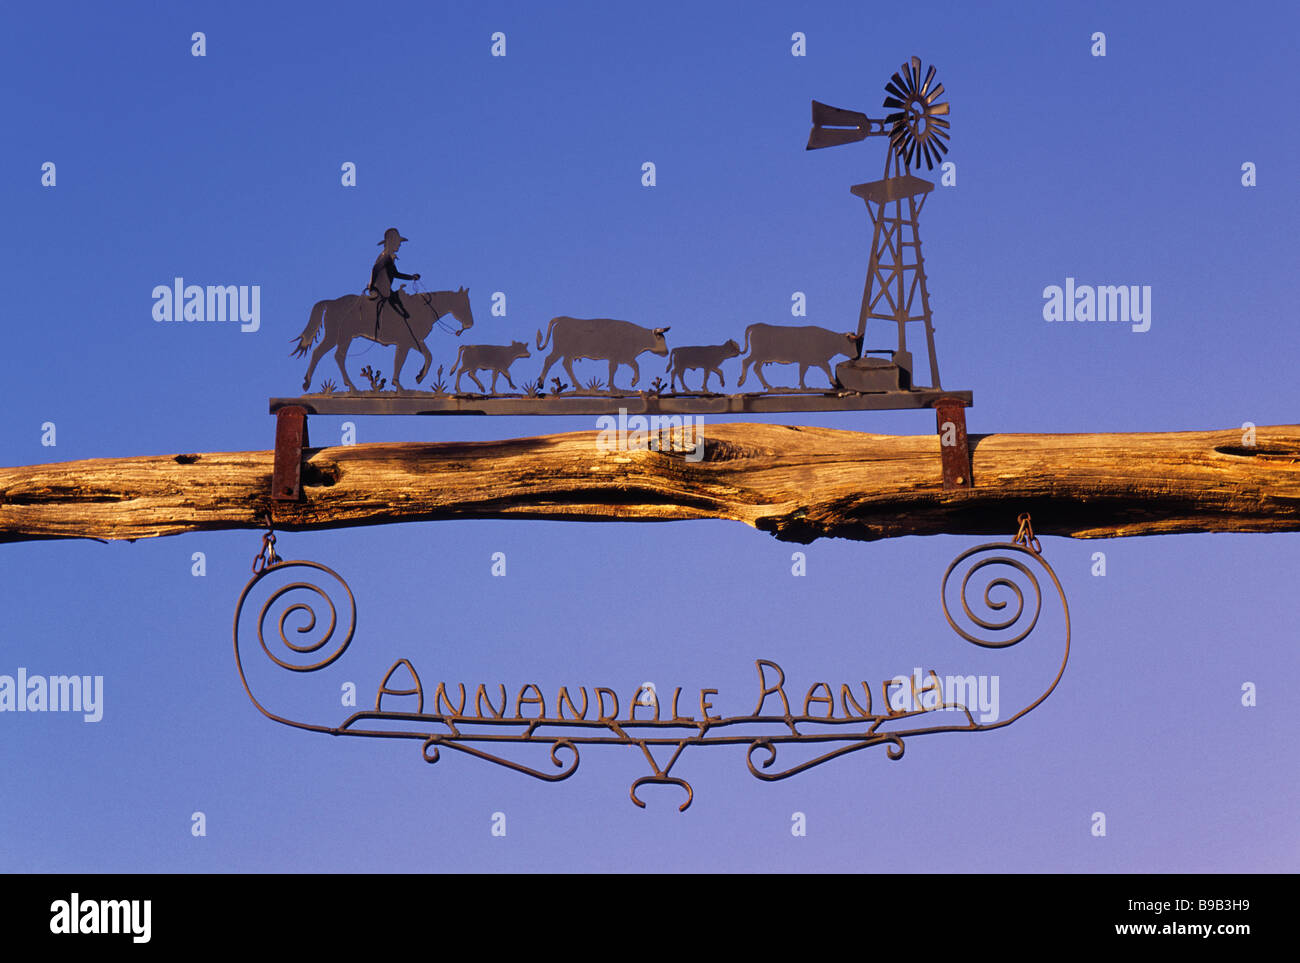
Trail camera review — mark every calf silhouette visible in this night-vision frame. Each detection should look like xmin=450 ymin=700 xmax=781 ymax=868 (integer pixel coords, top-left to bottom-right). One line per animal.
xmin=450 ymin=340 xmax=531 ymax=393
xmin=665 ymin=339 xmax=741 ymax=392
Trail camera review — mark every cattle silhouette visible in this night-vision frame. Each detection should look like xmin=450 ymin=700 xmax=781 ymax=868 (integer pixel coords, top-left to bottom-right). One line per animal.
xmin=737 ymin=324 xmax=863 ymax=390
xmin=665 ymin=339 xmax=741 ymax=392
xmin=450 ymin=340 xmax=532 ymax=393
xmin=536 ymin=317 xmax=670 ymax=390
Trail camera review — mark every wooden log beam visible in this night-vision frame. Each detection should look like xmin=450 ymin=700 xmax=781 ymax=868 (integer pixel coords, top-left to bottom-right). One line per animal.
xmin=2 ymin=424 xmax=1298 ymax=544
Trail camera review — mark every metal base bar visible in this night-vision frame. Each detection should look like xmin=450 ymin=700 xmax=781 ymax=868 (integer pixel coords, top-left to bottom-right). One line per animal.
xmin=269 ymin=388 xmax=973 ymax=417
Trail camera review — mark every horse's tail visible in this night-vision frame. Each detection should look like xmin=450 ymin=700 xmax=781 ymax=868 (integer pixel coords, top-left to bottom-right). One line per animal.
xmin=291 ymin=301 xmax=328 ymax=357
xmin=449 ymin=344 xmax=467 ymax=375
xmin=536 ymin=317 xmax=561 ymax=351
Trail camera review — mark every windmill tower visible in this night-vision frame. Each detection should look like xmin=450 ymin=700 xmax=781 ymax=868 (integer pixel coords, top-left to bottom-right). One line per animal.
xmin=807 ymin=56 xmax=951 ymax=392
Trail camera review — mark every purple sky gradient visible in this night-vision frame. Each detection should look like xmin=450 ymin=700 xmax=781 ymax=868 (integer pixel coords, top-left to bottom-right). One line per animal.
xmin=1 ymin=0 xmax=1296 ymax=872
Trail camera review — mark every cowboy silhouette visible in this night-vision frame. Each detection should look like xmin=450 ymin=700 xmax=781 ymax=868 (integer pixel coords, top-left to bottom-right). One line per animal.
xmin=366 ymin=228 xmax=421 ymax=337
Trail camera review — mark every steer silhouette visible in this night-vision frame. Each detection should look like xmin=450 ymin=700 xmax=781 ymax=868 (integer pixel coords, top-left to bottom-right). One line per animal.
xmin=536 ymin=317 xmax=670 ymax=390
xmin=737 ymin=324 xmax=863 ymax=390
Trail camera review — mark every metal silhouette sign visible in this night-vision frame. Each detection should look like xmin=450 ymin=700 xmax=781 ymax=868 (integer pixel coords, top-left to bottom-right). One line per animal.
xmin=269 ymin=56 xmax=974 ymax=496
xmin=234 ymin=517 xmax=1068 ymax=812
xmin=274 ymin=57 xmax=966 ymax=413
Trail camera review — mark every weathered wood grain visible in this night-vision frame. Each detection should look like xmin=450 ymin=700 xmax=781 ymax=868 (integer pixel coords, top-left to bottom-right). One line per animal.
xmin=2 ymin=423 xmax=1298 ymax=544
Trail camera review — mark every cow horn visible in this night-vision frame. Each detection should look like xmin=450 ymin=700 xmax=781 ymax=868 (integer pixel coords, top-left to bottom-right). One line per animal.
xmin=654 ymin=326 xmax=670 ymax=335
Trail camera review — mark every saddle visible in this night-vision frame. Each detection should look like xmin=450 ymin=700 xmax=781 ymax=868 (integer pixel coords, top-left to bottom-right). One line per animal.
xmin=366 ymin=287 xmax=410 ymax=335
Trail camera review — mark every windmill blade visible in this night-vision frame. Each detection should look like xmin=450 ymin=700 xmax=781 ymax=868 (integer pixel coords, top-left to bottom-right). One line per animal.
xmin=880 ymin=57 xmax=952 ymax=168
xmin=921 ymin=64 xmax=936 ymax=96
xmin=903 ymin=138 xmax=917 ymax=168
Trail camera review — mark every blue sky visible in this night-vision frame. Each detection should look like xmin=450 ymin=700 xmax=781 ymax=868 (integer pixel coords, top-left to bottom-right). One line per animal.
xmin=1 ymin=1 xmax=1296 ymax=872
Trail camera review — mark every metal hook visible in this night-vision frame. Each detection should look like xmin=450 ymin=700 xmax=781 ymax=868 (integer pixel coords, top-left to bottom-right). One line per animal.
xmin=252 ymin=514 xmax=282 ymax=573
xmin=1013 ymin=512 xmax=1042 ymax=555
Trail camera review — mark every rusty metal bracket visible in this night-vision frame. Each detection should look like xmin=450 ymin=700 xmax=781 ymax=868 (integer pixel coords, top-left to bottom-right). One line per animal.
xmin=271 ymin=405 xmax=309 ymax=502
xmin=934 ymin=396 xmax=972 ymax=490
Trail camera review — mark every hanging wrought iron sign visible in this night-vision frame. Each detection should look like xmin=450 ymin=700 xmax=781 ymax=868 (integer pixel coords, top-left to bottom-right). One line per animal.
xmin=235 ymin=58 xmax=1073 ymax=810
xmin=234 ymin=517 xmax=1069 ymax=811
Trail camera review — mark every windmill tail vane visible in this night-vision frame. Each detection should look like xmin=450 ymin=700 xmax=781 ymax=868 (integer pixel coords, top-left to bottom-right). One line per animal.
xmin=806 ymin=101 xmax=883 ymax=149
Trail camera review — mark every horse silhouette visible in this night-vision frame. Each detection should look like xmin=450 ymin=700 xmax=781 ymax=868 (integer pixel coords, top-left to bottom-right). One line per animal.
xmin=292 ymin=287 xmax=474 ymax=392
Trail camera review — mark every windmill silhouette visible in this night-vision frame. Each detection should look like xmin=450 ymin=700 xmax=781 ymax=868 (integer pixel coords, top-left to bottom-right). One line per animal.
xmin=808 ymin=56 xmax=950 ymax=391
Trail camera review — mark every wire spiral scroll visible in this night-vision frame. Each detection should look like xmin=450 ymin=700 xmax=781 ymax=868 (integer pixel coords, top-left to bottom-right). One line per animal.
xmin=232 ymin=560 xmax=356 ymax=733
xmin=941 ymin=541 xmax=1071 ymax=730
xmin=943 ymin=543 xmax=1043 ymax=647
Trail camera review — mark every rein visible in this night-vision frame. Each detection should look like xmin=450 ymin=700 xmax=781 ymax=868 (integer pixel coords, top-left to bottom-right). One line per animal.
xmin=413 ymin=283 xmax=461 ymax=334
